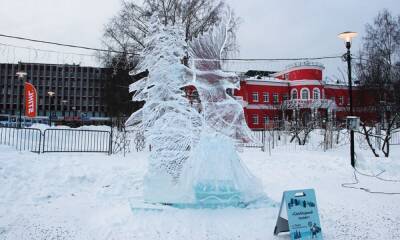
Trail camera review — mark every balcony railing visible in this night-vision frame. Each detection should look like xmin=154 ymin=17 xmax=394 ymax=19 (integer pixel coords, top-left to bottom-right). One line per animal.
xmin=282 ymin=99 xmax=337 ymax=110
xmin=285 ymin=61 xmax=325 ymax=70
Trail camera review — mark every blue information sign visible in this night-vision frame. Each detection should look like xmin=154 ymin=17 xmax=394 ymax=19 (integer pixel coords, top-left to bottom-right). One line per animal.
xmin=274 ymin=189 xmax=323 ymax=240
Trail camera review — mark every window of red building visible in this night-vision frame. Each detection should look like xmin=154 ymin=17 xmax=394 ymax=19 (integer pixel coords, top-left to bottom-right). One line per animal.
xmin=273 ymin=93 xmax=279 ymax=104
xmin=252 ymin=92 xmax=259 ymax=102
xmin=301 ymin=88 xmax=310 ymax=100
xmin=339 ymin=96 xmax=344 ymax=105
xmin=313 ymin=88 xmax=320 ymax=99
xmin=283 ymin=94 xmax=289 ymax=101
xmin=263 ymin=115 xmax=269 ymax=125
xmin=291 ymin=89 xmax=298 ymax=99
xmin=263 ymin=92 xmax=269 ymax=103
xmin=251 ymin=115 xmax=259 ymax=124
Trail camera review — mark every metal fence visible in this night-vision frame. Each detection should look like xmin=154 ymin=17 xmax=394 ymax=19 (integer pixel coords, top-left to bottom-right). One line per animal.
xmin=42 ymin=129 xmax=111 ymax=153
xmin=0 ymin=126 xmax=111 ymax=154
xmin=0 ymin=126 xmax=42 ymax=153
xmin=390 ymin=131 xmax=400 ymax=145
xmin=244 ymin=131 xmax=265 ymax=148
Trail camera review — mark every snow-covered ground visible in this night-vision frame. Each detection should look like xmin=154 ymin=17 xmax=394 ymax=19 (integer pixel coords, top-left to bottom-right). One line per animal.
xmin=0 ymin=132 xmax=400 ymax=239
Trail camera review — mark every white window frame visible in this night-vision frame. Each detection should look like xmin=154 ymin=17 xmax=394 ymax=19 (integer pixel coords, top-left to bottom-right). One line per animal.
xmin=252 ymin=92 xmax=259 ymax=102
xmin=263 ymin=115 xmax=269 ymax=125
xmin=284 ymin=73 xmax=289 ymax=80
xmin=291 ymin=89 xmax=298 ymax=100
xmin=301 ymin=88 xmax=310 ymax=100
xmin=313 ymin=88 xmax=320 ymax=100
xmin=252 ymin=115 xmax=259 ymax=125
xmin=273 ymin=93 xmax=279 ymax=104
xmin=283 ymin=94 xmax=289 ymax=101
xmin=339 ymin=96 xmax=344 ymax=105
xmin=263 ymin=92 xmax=269 ymax=103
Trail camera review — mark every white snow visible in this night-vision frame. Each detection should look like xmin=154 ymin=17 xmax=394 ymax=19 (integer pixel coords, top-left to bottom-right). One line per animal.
xmin=1 ymin=131 xmax=400 ymax=239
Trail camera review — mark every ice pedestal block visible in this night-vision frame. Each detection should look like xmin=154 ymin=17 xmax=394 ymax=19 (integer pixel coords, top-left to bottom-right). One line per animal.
xmin=138 ymin=133 xmax=269 ymax=210
xmin=193 ymin=180 xmax=245 ymax=208
xmin=166 ymin=180 xmax=251 ymax=209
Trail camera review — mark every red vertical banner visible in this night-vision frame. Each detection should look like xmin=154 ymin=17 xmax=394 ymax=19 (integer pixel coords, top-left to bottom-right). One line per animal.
xmin=24 ymin=82 xmax=37 ymax=118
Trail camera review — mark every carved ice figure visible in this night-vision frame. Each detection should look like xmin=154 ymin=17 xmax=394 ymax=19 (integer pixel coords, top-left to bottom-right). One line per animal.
xmin=126 ymin=16 xmax=201 ymax=203
xmin=126 ymin=11 xmax=265 ymax=207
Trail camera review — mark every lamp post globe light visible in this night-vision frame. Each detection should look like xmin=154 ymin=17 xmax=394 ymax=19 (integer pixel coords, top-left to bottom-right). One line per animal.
xmin=47 ymin=91 xmax=55 ymax=127
xmin=16 ymin=71 xmax=27 ymax=128
xmin=338 ymin=31 xmax=357 ymax=168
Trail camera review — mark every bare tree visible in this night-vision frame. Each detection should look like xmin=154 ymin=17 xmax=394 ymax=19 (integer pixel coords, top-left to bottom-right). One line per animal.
xmin=356 ymin=9 xmax=400 ymax=115
xmin=102 ymin=0 xmax=235 ymax=62
xmin=287 ymin=119 xmax=315 ymax=146
xmin=355 ymin=9 xmax=400 ymax=157
xmin=358 ymin=114 xmax=400 ymax=157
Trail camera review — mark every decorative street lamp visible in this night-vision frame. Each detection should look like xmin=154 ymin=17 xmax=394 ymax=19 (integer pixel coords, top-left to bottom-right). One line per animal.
xmin=16 ymin=71 xmax=27 ymax=128
xmin=338 ymin=31 xmax=358 ymax=167
xmin=47 ymin=91 xmax=55 ymax=126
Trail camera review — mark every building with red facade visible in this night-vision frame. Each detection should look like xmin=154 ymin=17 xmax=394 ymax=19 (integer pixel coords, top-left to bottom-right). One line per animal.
xmin=234 ymin=62 xmax=376 ymax=130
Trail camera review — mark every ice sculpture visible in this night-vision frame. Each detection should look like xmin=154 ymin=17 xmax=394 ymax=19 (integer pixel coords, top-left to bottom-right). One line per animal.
xmin=175 ymin=131 xmax=265 ymax=208
xmin=126 ymin=16 xmax=202 ymax=203
xmin=178 ymin=8 xmax=265 ymax=207
xmin=175 ymin=58 xmax=265 ymax=207
xmin=127 ymin=12 xmax=266 ymax=208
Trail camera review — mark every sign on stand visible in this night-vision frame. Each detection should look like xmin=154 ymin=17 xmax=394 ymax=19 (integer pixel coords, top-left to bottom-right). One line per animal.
xmin=274 ymin=189 xmax=323 ymax=240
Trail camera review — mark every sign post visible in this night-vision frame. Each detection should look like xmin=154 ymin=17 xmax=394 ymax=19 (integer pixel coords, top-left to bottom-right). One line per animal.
xmin=274 ymin=189 xmax=323 ymax=240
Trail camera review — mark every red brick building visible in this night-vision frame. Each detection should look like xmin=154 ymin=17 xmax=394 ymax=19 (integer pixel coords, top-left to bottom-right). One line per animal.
xmin=234 ymin=62 xmax=377 ymax=130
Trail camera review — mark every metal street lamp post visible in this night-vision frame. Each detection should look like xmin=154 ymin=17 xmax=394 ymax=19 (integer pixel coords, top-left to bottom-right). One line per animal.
xmin=72 ymin=106 xmax=76 ymax=117
xmin=16 ymin=71 xmax=27 ymax=128
xmin=338 ymin=31 xmax=358 ymax=167
xmin=61 ymin=100 xmax=68 ymax=119
xmin=48 ymin=91 xmax=55 ymax=126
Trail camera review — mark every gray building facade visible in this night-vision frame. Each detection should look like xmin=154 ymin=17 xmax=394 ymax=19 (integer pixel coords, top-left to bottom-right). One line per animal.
xmin=0 ymin=62 xmax=109 ymax=120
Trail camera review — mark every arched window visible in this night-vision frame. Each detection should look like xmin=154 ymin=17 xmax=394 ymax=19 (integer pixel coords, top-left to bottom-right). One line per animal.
xmin=291 ymin=89 xmax=298 ymax=100
xmin=301 ymin=88 xmax=310 ymax=100
xmin=313 ymin=88 xmax=320 ymax=99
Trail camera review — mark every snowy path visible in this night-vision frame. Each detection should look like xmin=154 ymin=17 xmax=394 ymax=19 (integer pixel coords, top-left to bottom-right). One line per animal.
xmin=0 ymin=145 xmax=399 ymax=239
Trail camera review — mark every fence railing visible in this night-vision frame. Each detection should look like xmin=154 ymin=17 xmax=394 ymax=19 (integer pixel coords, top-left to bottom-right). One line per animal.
xmin=43 ymin=129 xmax=111 ymax=153
xmin=0 ymin=126 xmax=111 ymax=154
xmin=390 ymin=131 xmax=400 ymax=145
xmin=244 ymin=131 xmax=265 ymax=148
xmin=0 ymin=126 xmax=42 ymax=153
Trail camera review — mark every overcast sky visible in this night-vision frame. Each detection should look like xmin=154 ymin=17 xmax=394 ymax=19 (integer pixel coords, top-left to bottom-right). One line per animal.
xmin=0 ymin=0 xmax=399 ymax=78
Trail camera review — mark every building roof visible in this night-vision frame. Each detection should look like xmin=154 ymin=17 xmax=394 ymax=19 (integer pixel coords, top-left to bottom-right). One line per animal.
xmin=243 ymin=70 xmax=277 ymax=78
